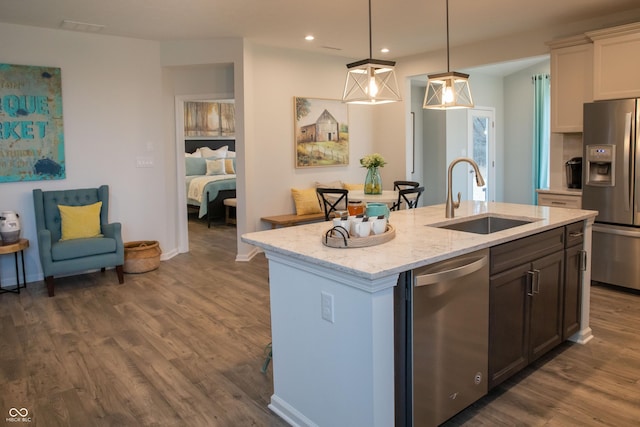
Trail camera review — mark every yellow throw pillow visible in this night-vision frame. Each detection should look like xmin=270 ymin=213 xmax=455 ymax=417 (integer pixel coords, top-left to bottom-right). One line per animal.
xmin=225 ymin=158 xmax=235 ymax=174
xmin=343 ymin=182 xmax=364 ymax=191
xmin=291 ymin=188 xmax=322 ymax=215
xmin=58 ymin=202 xmax=103 ymax=241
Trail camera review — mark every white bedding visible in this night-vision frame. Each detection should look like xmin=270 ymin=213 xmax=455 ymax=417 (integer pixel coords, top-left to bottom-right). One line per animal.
xmin=187 ymin=174 xmax=237 ymax=203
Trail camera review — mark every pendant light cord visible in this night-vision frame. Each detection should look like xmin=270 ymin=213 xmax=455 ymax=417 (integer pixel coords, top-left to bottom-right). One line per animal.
xmin=446 ymin=0 xmax=450 ymax=72
xmin=368 ymin=0 xmax=373 ymax=59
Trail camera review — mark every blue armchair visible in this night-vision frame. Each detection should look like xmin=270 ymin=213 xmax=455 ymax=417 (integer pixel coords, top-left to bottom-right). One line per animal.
xmin=32 ymin=185 xmax=124 ymax=297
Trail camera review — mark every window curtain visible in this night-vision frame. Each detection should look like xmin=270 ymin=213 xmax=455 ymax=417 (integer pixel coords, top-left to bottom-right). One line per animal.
xmin=533 ymin=74 xmax=550 ymax=202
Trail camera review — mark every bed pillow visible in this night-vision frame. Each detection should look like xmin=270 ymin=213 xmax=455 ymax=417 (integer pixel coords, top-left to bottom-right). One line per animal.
xmin=224 ymin=158 xmax=236 ymax=174
xmin=185 ymin=157 xmax=207 ymax=176
xmin=185 ymin=151 xmax=201 ymax=158
xmin=291 ymin=188 xmax=322 ymax=215
xmin=206 ymin=158 xmax=226 ymax=175
xmin=58 ymin=202 xmax=103 ymax=241
xmin=199 ymin=146 xmax=228 ymax=158
xmin=226 ymin=151 xmax=236 ymax=158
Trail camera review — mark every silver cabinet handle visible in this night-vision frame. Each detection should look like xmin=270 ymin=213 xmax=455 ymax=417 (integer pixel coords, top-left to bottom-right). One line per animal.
xmin=414 ymin=255 xmax=487 ymax=287
xmin=580 ymin=250 xmax=587 ymax=272
xmin=568 ymin=231 xmax=583 ymax=238
xmin=527 ymin=270 xmax=535 ymax=296
xmin=527 ymin=269 xmax=541 ymax=296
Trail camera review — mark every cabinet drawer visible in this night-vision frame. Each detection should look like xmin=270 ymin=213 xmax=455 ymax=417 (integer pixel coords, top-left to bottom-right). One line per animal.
xmin=537 ymin=194 xmax=581 ymax=209
xmin=565 ymin=221 xmax=584 ymax=248
xmin=490 ymin=228 xmax=565 ymax=275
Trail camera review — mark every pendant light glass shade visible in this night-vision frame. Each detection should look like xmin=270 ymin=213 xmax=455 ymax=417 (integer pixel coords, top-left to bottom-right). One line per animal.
xmin=343 ymin=58 xmax=401 ymax=104
xmin=423 ymin=0 xmax=473 ymax=109
xmin=423 ymin=71 xmax=473 ymax=109
xmin=342 ymin=0 xmax=401 ymax=104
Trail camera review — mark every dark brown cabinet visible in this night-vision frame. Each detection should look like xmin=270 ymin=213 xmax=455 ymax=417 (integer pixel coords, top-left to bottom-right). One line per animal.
xmin=488 ymin=227 xmax=567 ymax=389
xmin=563 ymin=222 xmax=585 ymax=339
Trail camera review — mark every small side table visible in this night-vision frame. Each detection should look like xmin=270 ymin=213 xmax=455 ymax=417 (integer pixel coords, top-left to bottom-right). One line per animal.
xmin=0 ymin=238 xmax=29 ymax=294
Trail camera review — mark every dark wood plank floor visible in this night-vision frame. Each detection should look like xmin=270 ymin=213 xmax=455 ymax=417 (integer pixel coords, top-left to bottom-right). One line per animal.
xmin=0 ymin=216 xmax=287 ymax=427
xmin=1 ymin=216 xmax=639 ymax=426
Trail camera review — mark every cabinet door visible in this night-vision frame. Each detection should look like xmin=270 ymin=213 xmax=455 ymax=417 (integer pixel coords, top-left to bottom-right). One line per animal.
xmin=590 ymin=25 xmax=640 ymax=100
xmin=550 ymin=42 xmax=593 ymax=132
xmin=488 ymin=264 xmax=531 ymax=389
xmin=563 ymin=244 xmax=583 ymax=339
xmin=529 ymin=251 xmax=564 ymax=363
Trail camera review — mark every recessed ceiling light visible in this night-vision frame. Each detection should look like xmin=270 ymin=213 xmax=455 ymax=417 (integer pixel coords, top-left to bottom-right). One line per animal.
xmin=305 ymin=35 xmax=315 ymax=41
xmin=381 ymin=48 xmax=390 ymax=53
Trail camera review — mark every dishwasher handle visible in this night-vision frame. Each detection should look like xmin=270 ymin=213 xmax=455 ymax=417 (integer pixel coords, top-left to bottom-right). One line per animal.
xmin=414 ymin=255 xmax=488 ymax=287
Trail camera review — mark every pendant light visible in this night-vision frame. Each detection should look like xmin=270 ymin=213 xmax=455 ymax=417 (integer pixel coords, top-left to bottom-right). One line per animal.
xmin=423 ymin=0 xmax=473 ymax=109
xmin=342 ymin=0 xmax=401 ymax=104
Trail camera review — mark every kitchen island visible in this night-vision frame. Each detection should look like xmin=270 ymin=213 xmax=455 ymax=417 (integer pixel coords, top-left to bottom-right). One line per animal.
xmin=242 ymin=202 xmax=598 ymax=427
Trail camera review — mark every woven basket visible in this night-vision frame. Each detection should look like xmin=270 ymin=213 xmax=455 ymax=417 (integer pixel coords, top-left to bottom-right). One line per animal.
xmin=322 ymin=224 xmax=395 ymax=248
xmin=123 ymin=240 xmax=161 ymax=273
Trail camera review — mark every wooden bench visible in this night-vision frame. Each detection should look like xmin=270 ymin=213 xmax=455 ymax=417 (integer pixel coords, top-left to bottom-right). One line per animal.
xmin=223 ymin=198 xmax=237 ymax=225
xmin=261 ymin=212 xmax=326 ymax=229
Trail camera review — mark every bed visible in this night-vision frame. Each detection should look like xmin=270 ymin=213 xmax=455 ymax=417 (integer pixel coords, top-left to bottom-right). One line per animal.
xmin=185 ymin=139 xmax=236 ymax=227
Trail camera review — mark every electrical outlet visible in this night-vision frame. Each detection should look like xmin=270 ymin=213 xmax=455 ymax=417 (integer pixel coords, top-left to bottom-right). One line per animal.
xmin=321 ymin=291 xmax=334 ymax=323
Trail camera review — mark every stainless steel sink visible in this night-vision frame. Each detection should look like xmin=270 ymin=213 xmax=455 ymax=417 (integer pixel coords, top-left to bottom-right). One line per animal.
xmin=431 ymin=215 xmax=538 ymax=234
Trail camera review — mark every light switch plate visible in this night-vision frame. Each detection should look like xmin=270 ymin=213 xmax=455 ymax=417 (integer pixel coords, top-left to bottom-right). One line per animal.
xmin=136 ymin=157 xmax=154 ymax=168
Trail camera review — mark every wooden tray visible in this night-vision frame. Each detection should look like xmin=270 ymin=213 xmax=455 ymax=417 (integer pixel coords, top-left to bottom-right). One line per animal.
xmin=322 ymin=224 xmax=395 ymax=248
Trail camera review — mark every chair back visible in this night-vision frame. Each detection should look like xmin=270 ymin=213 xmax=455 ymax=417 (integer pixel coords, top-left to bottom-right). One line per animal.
xmin=392 ymin=186 xmax=424 ymax=211
xmin=316 ymin=188 xmax=349 ymax=220
xmin=33 ymin=186 xmax=109 ymax=242
xmin=393 ymin=180 xmax=420 ymax=191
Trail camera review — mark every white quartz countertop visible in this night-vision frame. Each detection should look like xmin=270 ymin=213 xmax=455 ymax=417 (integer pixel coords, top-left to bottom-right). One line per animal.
xmin=242 ymin=202 xmax=598 ymax=280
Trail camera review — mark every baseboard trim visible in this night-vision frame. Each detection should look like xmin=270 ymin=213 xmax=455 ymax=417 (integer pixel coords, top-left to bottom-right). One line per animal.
xmin=268 ymin=394 xmax=318 ymax=427
xmin=236 ymin=247 xmax=261 ymax=262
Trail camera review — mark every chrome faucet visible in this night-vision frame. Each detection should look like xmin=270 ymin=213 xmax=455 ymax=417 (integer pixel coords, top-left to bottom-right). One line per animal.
xmin=445 ymin=157 xmax=486 ymax=218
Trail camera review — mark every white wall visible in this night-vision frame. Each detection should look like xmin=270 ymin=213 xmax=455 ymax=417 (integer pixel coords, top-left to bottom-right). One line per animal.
xmin=0 ymin=23 xmax=165 ymax=286
xmin=503 ymin=59 xmax=550 ymax=204
xmin=246 ymin=44 xmax=376 ymax=225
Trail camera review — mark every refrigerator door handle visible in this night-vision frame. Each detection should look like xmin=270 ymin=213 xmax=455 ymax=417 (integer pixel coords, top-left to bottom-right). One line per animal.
xmin=624 ymin=112 xmax=632 ymax=212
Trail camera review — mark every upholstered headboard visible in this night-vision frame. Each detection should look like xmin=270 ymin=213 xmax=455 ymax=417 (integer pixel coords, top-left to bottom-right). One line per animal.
xmin=185 ymin=139 xmax=236 ymax=155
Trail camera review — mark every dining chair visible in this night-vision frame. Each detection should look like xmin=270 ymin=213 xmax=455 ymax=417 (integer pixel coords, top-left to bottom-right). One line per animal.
xmin=391 ymin=186 xmax=424 ymax=211
xmin=316 ymin=188 xmax=349 ymax=220
xmin=393 ymin=180 xmax=420 ymax=191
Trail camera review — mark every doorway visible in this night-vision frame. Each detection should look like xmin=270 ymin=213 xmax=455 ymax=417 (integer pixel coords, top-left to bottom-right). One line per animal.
xmin=175 ymin=92 xmax=234 ymax=254
xmin=467 ymin=107 xmax=496 ymax=202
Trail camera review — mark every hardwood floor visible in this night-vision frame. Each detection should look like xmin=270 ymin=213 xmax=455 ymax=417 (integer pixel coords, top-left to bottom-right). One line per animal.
xmin=0 ymin=216 xmax=287 ymax=426
xmin=1 ymin=216 xmax=640 ymax=426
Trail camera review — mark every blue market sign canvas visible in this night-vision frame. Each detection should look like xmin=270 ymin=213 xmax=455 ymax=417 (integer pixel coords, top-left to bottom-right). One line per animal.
xmin=0 ymin=63 xmax=65 ymax=182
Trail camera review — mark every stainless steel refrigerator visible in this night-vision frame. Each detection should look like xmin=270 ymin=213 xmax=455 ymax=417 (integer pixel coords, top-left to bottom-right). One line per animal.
xmin=583 ymin=98 xmax=640 ymax=290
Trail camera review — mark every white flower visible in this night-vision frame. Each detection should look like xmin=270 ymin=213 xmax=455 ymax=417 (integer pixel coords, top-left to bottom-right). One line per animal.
xmin=360 ymin=153 xmax=386 ymax=168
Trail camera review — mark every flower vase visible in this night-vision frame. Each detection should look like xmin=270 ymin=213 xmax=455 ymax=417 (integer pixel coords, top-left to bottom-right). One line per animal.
xmin=364 ymin=167 xmax=382 ymax=195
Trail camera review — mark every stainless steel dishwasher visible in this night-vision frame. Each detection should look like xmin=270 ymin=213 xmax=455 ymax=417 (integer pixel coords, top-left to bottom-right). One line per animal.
xmin=395 ymin=249 xmax=490 ymax=427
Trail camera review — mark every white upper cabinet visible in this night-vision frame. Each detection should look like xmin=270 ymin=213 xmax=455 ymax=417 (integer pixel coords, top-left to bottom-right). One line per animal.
xmin=587 ymin=22 xmax=640 ymax=100
xmin=548 ymin=36 xmax=593 ymax=133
